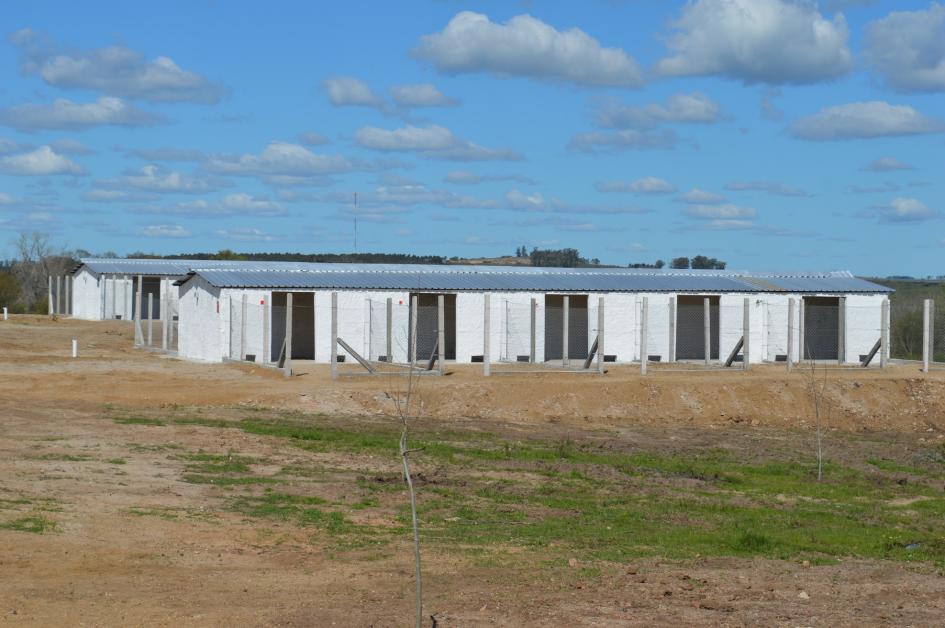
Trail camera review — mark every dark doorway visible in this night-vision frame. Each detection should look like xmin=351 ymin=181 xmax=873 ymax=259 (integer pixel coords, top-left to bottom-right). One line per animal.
xmin=544 ymin=294 xmax=589 ymax=361
xmin=131 ymin=277 xmax=162 ymax=319
xmin=271 ymin=292 xmax=315 ymax=360
xmin=409 ymin=293 xmax=456 ymax=362
xmin=803 ymin=297 xmax=839 ymax=360
xmin=676 ymin=295 xmax=720 ymax=360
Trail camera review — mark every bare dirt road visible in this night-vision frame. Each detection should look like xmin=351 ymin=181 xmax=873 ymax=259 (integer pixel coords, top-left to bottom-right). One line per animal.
xmin=2 ymin=316 xmax=945 ymax=626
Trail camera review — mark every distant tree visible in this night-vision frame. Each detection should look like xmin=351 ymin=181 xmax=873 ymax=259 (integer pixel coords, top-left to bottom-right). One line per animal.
xmin=691 ymin=255 xmax=726 ymax=270
xmin=0 ymin=271 xmax=18 ymax=309
xmin=212 ymin=249 xmax=247 ymax=261
xmin=655 ymin=259 xmax=665 ymax=269
xmin=530 ymin=247 xmax=581 ymax=268
xmin=671 ymin=257 xmax=690 ymax=269
xmin=10 ymin=232 xmax=74 ymax=312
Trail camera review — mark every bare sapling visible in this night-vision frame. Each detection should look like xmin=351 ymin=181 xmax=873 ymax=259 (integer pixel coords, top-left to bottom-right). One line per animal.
xmin=804 ymin=353 xmax=832 ymax=481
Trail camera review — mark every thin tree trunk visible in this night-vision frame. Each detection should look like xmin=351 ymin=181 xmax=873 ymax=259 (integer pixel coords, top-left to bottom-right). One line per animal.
xmin=400 ymin=427 xmax=422 ymax=628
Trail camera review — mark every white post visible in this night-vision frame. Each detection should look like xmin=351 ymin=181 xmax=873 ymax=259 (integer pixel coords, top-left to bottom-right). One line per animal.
xmin=48 ymin=276 xmax=53 ymax=316
xmin=2 ymin=307 xmax=7 ymax=321
xmin=386 ymin=297 xmax=393 ymax=362
xmin=262 ymin=297 xmax=270 ymax=363
xmin=240 ymin=294 xmax=248 ymax=361
xmin=838 ymin=296 xmax=847 ymax=365
xmin=597 ymin=296 xmax=604 ymax=375
xmin=668 ymin=296 xmax=676 ymax=363
xmin=799 ymin=298 xmax=806 ymax=362
xmin=640 ymin=297 xmax=648 ymax=376
xmin=437 ymin=294 xmax=445 ymax=375
xmin=284 ymin=293 xmax=293 ymax=378
xmin=162 ymin=281 xmax=170 ymax=351
xmin=923 ymin=299 xmax=931 ymax=373
xmin=410 ymin=295 xmax=418 ymax=364
xmin=56 ymin=275 xmax=62 ymax=315
xmin=704 ymin=297 xmax=711 ymax=365
xmin=330 ymin=292 xmax=338 ymax=380
xmin=71 ymin=339 xmax=77 ymax=358
xmin=483 ymin=293 xmax=491 ymax=376
xmin=880 ymin=298 xmax=889 ymax=369
xmin=64 ymin=275 xmax=70 ymax=317
xmin=743 ymin=297 xmax=750 ymax=370
xmin=530 ymin=298 xmax=537 ymax=363
xmin=562 ymin=295 xmax=570 ymax=366
xmin=111 ymin=277 xmax=117 ymax=319
xmin=134 ymin=287 xmax=143 ymax=346
xmin=930 ymin=300 xmax=936 ymax=367
xmin=147 ymin=293 xmax=153 ymax=346
xmin=787 ymin=298 xmax=795 ymax=372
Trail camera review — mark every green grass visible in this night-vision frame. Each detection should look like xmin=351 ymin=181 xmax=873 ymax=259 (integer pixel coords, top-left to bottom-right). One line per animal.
xmin=34 ymin=453 xmax=93 ymax=462
xmin=0 ymin=516 xmax=56 ymax=534
xmin=229 ymin=491 xmax=354 ymax=535
xmin=115 ymin=417 xmax=166 ymax=426
xmin=106 ymin=458 xmax=127 ymax=465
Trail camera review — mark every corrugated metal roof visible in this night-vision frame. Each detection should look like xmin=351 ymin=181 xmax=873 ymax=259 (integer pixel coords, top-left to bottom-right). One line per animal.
xmin=73 ymin=258 xmax=318 ymax=276
xmin=175 ymin=265 xmax=892 ymax=294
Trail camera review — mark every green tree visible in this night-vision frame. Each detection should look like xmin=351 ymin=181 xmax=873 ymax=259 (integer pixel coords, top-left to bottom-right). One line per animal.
xmin=671 ymin=257 xmax=690 ymax=269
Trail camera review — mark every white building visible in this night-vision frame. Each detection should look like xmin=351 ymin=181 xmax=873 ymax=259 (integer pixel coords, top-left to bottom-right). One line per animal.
xmin=172 ymin=264 xmax=892 ymax=366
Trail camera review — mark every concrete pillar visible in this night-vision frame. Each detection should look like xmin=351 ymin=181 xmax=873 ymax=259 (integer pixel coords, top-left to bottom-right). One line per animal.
xmin=838 ymin=296 xmax=847 ymax=365
xmin=787 ymin=298 xmax=795 ymax=372
xmin=262 ymin=296 xmax=270 ymax=363
xmin=668 ymin=296 xmax=676 ymax=363
xmin=743 ymin=297 xmax=750 ymax=370
xmin=147 ymin=293 xmax=153 ymax=346
xmin=110 ymin=277 xmax=117 ymax=319
xmin=597 ymin=296 xmax=604 ymax=375
xmin=330 ymin=292 xmax=338 ymax=380
xmin=923 ymin=299 xmax=931 ymax=373
xmin=162 ymin=284 xmax=170 ymax=351
xmin=410 ymin=295 xmax=418 ymax=364
xmin=240 ymin=294 xmax=248 ymax=360
xmin=437 ymin=294 xmax=445 ymax=375
xmin=284 ymin=293 xmax=293 ymax=378
xmin=56 ymin=275 xmax=62 ymax=315
xmin=880 ymin=298 xmax=889 ymax=369
xmin=483 ymin=293 xmax=491 ymax=376
xmin=48 ymin=276 xmax=53 ymax=316
xmin=64 ymin=275 xmax=71 ymax=316
xmin=640 ymin=297 xmax=648 ymax=376
xmin=72 ymin=339 xmax=78 ymax=358
xmin=562 ymin=295 xmax=570 ymax=367
xmin=134 ymin=288 xmax=143 ymax=346
xmin=529 ymin=298 xmax=537 ymax=363
xmin=703 ymin=297 xmax=711 ymax=365
xmin=799 ymin=298 xmax=806 ymax=362
xmin=386 ymin=297 xmax=393 ymax=362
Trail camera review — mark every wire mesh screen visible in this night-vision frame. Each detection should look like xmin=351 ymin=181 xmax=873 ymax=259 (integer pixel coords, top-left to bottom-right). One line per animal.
xmin=890 ymin=298 xmax=925 ymax=361
xmin=933 ymin=300 xmax=945 ymax=367
xmin=675 ymin=296 xmax=719 ymax=360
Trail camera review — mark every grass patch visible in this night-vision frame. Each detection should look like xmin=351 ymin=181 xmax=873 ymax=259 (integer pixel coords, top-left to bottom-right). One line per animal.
xmin=230 ymin=491 xmax=353 ymax=535
xmin=115 ymin=417 xmax=165 ymax=426
xmin=0 ymin=516 xmax=56 ymax=534
xmin=106 ymin=458 xmax=127 ymax=465
xmin=34 ymin=453 xmax=92 ymax=462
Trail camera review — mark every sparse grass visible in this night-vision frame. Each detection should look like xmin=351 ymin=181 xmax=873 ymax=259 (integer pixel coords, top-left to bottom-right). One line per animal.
xmin=0 ymin=516 xmax=56 ymax=534
xmin=106 ymin=458 xmax=127 ymax=465
xmin=34 ymin=453 xmax=93 ymax=462
xmin=230 ymin=491 xmax=355 ymax=536
xmin=115 ymin=417 xmax=165 ymax=426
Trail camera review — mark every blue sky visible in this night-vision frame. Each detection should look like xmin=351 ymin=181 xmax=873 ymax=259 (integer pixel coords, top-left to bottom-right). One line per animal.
xmin=0 ymin=0 xmax=942 ymax=275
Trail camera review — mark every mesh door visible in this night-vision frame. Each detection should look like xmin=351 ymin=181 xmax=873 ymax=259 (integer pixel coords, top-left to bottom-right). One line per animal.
xmin=676 ymin=296 xmax=720 ymax=360
xmin=409 ymin=294 xmax=455 ymax=362
xmin=543 ymin=295 xmax=588 ymax=361
xmin=803 ymin=297 xmax=839 ymax=360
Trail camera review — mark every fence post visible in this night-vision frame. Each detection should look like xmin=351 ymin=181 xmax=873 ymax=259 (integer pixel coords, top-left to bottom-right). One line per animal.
xmin=529 ymin=298 xmax=537 ymax=363
xmin=799 ymin=298 xmax=806 ymax=362
xmin=48 ymin=276 xmax=53 ymax=316
xmin=743 ymin=297 xmax=750 ymax=371
xmin=437 ymin=294 xmax=445 ymax=375
xmin=923 ymin=299 xmax=931 ymax=373
xmin=56 ymin=275 xmax=62 ymax=315
xmin=262 ymin=297 xmax=270 ymax=363
xmin=562 ymin=295 xmax=570 ymax=367
xmin=134 ymin=287 xmax=143 ymax=346
xmin=64 ymin=274 xmax=70 ymax=316
xmin=787 ymin=298 xmax=795 ymax=371
xmin=597 ymin=297 xmax=605 ymax=375
xmin=240 ymin=294 xmax=248 ymax=360
xmin=162 ymin=281 xmax=170 ymax=351
xmin=483 ymin=293 xmax=491 ymax=376
xmin=838 ymin=296 xmax=847 ymax=365
xmin=877 ymin=297 xmax=889 ymax=367
xmin=330 ymin=292 xmax=338 ymax=380
xmin=386 ymin=297 xmax=393 ymax=362
xmin=703 ymin=297 xmax=711 ymax=365
xmin=147 ymin=293 xmax=153 ymax=346
xmin=668 ymin=296 xmax=676 ymax=363
xmin=284 ymin=293 xmax=293 ymax=378
xmin=410 ymin=295 xmax=418 ymax=364
xmin=640 ymin=297 xmax=648 ymax=376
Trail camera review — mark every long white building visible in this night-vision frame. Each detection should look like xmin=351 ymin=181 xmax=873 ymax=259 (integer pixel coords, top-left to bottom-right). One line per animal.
xmin=167 ymin=263 xmax=892 ymax=367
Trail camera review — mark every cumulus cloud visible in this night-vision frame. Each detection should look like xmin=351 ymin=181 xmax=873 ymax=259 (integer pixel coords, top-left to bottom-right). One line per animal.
xmin=861 ymin=157 xmax=914 ymax=172
xmin=412 ymin=11 xmax=643 ymax=87
xmin=567 ymin=129 xmax=676 ymax=153
xmin=139 ymin=193 xmax=287 ymax=217
xmin=206 ymin=142 xmax=358 ymax=181
xmin=297 ymin=132 xmax=330 ymax=146
xmin=81 ymin=189 xmax=157 ymax=203
xmin=10 ymin=29 xmax=223 ymax=103
xmin=874 ymin=197 xmax=939 ymax=223
xmin=444 ymin=171 xmax=535 ymax=185
xmin=355 ymin=124 xmax=521 ymax=161
xmin=678 ymin=188 xmax=725 ymax=204
xmin=0 ymin=145 xmax=84 ymax=175
xmin=724 ymin=181 xmax=808 ymax=197
xmin=593 ymin=93 xmax=722 ymax=130
xmin=864 ymin=4 xmax=945 ymax=92
xmin=214 ymin=227 xmax=277 ymax=242
xmin=790 ymin=101 xmax=944 ymax=140
xmin=49 ymin=138 xmax=93 ymax=155
xmin=596 ymin=177 xmax=675 ymax=194
xmin=505 ymin=188 xmax=649 ymax=215
xmin=323 ymin=76 xmax=385 ymax=109
xmin=102 ymin=164 xmax=225 ymax=194
xmin=656 ymin=0 xmax=851 ymax=84
xmin=683 ymin=203 xmax=757 ymax=219
xmin=0 ymin=96 xmax=164 ymax=132
xmin=318 ymin=184 xmax=497 ymax=210
xmin=140 ymin=224 xmax=191 ymax=238
xmin=123 ymin=147 xmax=205 ymax=162
xmin=389 ymin=83 xmax=458 ymax=107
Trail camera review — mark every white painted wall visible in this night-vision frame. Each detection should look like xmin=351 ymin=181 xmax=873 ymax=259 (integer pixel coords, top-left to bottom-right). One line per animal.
xmin=178 ymin=276 xmax=223 ymax=362
xmin=71 ymin=268 xmax=102 ymax=320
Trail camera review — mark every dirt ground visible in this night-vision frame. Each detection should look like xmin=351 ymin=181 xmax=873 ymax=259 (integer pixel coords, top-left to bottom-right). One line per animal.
xmin=2 ymin=316 xmax=945 ymax=626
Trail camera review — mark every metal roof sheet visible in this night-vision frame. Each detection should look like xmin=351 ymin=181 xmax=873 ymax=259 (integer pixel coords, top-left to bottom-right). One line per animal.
xmin=74 ymin=258 xmax=318 ymax=276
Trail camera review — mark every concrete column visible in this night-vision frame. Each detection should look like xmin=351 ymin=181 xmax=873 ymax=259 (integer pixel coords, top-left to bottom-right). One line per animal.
xmin=134 ymin=287 xmax=143 ymax=346
xmin=330 ymin=292 xmax=338 ymax=380
xmin=110 ymin=277 xmax=117 ymax=319
xmin=386 ymin=297 xmax=393 ymax=362
xmin=72 ymin=339 xmax=78 ymax=358
xmin=562 ymin=295 xmax=570 ymax=366
xmin=799 ymin=299 xmax=806 ymax=363
xmin=284 ymin=293 xmax=293 ymax=378
xmin=530 ymin=298 xmax=537 ymax=363
xmin=64 ymin=275 xmax=71 ymax=316
xmin=240 ymin=294 xmax=248 ymax=360
xmin=410 ymin=295 xmax=418 ymax=364
xmin=787 ymin=298 xmax=795 ymax=371
xmin=741 ymin=298 xmax=749 ymax=370
xmin=640 ymin=297 xmax=648 ymax=376
xmin=838 ymin=296 xmax=847 ymax=365
xmin=880 ymin=298 xmax=889 ymax=369
xmin=597 ymin=296 xmax=605 ymax=375
xmin=437 ymin=294 xmax=445 ymax=375
xmin=483 ymin=293 xmax=491 ymax=376
xmin=162 ymin=284 xmax=170 ymax=351
xmin=56 ymin=275 xmax=62 ymax=315
xmin=262 ymin=296 xmax=270 ymax=363
xmin=703 ymin=297 xmax=711 ymax=365
xmin=147 ymin=293 xmax=153 ymax=346
xmin=668 ymin=296 xmax=676 ymax=363
xmin=48 ymin=276 xmax=54 ymax=316
xmin=923 ymin=299 xmax=931 ymax=373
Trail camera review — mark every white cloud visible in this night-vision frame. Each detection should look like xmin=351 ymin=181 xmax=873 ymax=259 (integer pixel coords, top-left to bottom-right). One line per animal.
xmin=412 ymin=11 xmax=643 ymax=87
xmin=861 ymin=157 xmax=914 ymax=172
xmin=104 ymin=164 xmax=224 ymax=194
xmin=864 ymin=4 xmax=945 ymax=92
xmin=0 ymin=192 xmax=16 ymax=204
xmin=214 ymin=227 xmax=277 ymax=242
xmin=323 ymin=76 xmax=385 ymax=109
xmin=319 ymin=184 xmax=497 ymax=210
xmin=724 ymin=181 xmax=808 ymax=197
xmin=505 ymin=188 xmax=649 ymax=215
xmin=124 ymin=147 xmax=205 ymax=162
xmin=206 ymin=142 xmax=356 ymax=178
xmin=678 ymin=188 xmax=725 ymax=204
xmin=444 ymin=171 xmax=535 ymax=185
xmin=656 ymin=0 xmax=851 ymax=84
xmin=355 ymin=125 xmax=521 ymax=161
xmin=390 ymin=84 xmax=457 ymax=107
xmin=567 ymin=129 xmax=675 ymax=153
xmin=683 ymin=203 xmax=757 ymax=219
xmin=593 ymin=93 xmax=722 ymax=129
xmin=140 ymin=224 xmax=191 ymax=238
xmin=297 ymin=132 xmax=330 ymax=146
xmin=0 ymin=97 xmax=164 ymax=131
xmin=692 ymin=219 xmax=757 ymax=231
xmin=791 ymin=101 xmax=945 ymax=140
xmin=0 ymin=145 xmax=84 ymax=175
xmin=10 ymin=29 xmax=223 ymax=103
xmin=0 ymin=138 xmax=29 ymax=154
xmin=49 ymin=138 xmax=93 ymax=154
xmin=142 ymin=193 xmax=287 ymax=217
xmin=876 ymin=197 xmax=939 ymax=223
xmin=81 ymin=189 xmax=156 ymax=203
xmin=596 ymin=177 xmax=675 ymax=194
